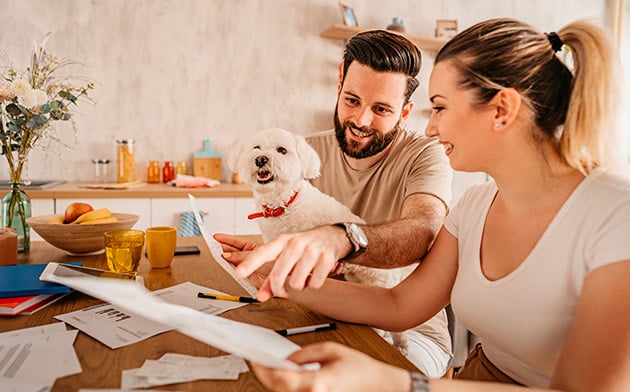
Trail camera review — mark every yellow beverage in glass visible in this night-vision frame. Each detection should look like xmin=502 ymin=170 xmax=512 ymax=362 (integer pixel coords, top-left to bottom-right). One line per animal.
xmin=104 ymin=230 xmax=144 ymax=274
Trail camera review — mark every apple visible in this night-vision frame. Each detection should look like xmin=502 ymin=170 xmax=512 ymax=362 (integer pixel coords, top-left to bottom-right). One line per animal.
xmin=63 ymin=202 xmax=94 ymax=224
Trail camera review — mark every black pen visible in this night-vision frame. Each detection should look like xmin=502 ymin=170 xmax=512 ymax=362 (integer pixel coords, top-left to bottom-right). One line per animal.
xmin=275 ymin=322 xmax=337 ymax=336
xmin=197 ymin=292 xmax=259 ymax=303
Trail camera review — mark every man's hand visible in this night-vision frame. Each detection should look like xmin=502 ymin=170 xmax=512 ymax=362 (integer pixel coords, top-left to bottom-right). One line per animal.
xmin=235 ymin=225 xmax=351 ymax=301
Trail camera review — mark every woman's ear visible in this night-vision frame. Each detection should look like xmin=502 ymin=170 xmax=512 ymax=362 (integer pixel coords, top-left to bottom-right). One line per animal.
xmin=491 ymin=88 xmax=521 ymax=130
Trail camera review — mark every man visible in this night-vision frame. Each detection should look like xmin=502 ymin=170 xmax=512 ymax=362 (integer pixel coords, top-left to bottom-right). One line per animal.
xmin=216 ymin=30 xmax=453 ymax=377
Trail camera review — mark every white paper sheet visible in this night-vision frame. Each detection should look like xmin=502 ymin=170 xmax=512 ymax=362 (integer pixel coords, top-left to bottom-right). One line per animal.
xmin=54 ymin=279 xmax=247 ymax=349
xmin=41 ymin=263 xmax=304 ymax=370
xmin=0 ymin=327 xmax=81 ymax=388
xmin=55 ymin=302 xmax=172 ymax=349
xmin=152 ymin=281 xmax=247 ymax=314
xmin=121 ymin=353 xmax=248 ymax=388
xmin=188 ymin=194 xmax=258 ymax=296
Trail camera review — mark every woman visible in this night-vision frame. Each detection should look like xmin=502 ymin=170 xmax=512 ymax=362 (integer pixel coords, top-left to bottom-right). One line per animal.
xmin=227 ymin=18 xmax=630 ymax=391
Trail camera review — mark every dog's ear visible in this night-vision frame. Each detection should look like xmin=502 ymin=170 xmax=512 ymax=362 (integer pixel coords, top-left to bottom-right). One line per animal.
xmin=294 ymin=134 xmax=321 ymax=179
xmin=227 ymin=140 xmax=245 ymax=175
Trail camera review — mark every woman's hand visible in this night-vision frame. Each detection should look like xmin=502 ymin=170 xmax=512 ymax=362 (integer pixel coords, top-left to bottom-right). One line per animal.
xmin=251 ymin=342 xmax=411 ymax=392
xmin=213 ymin=233 xmax=269 ymax=288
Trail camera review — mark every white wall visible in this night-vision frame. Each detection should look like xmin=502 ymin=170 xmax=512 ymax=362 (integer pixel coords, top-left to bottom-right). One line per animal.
xmin=0 ymin=0 xmax=620 ymax=185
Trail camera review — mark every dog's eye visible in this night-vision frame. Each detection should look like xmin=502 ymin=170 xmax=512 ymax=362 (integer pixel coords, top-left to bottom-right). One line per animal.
xmin=253 ymin=145 xmax=260 ymax=150
xmin=277 ymin=147 xmax=287 ymax=155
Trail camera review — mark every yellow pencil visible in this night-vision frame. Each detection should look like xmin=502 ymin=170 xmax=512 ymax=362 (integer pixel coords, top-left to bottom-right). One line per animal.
xmin=197 ymin=292 xmax=259 ymax=303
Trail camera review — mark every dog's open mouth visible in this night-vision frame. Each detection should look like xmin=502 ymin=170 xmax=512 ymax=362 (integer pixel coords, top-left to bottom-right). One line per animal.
xmin=256 ymin=169 xmax=274 ymax=184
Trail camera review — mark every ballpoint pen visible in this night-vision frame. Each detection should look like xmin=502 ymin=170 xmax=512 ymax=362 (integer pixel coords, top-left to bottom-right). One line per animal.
xmin=197 ymin=292 xmax=259 ymax=303
xmin=275 ymin=322 xmax=337 ymax=336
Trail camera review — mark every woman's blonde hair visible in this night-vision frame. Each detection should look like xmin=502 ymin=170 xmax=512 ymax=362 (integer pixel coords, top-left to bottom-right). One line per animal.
xmin=435 ymin=18 xmax=624 ymax=175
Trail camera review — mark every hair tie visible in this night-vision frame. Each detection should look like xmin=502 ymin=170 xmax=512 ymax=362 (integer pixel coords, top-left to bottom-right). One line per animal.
xmin=545 ymin=32 xmax=564 ymax=52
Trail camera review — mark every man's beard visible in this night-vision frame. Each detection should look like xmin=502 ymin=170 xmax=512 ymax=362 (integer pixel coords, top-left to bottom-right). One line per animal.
xmin=334 ymin=111 xmax=400 ymax=159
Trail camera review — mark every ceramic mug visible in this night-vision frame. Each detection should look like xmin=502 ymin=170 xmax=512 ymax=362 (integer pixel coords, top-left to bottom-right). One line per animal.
xmin=146 ymin=226 xmax=177 ymax=268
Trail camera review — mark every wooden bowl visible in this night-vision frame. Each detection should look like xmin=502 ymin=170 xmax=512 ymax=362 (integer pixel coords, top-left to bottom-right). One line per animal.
xmin=27 ymin=213 xmax=140 ymax=255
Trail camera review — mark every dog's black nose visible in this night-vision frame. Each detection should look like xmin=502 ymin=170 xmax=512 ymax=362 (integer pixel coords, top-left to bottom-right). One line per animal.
xmin=255 ymin=155 xmax=268 ymax=168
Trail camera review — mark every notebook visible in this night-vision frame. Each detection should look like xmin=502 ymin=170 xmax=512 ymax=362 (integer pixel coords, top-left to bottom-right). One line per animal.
xmin=0 ymin=262 xmax=81 ymax=298
xmin=0 ymin=292 xmax=69 ymax=316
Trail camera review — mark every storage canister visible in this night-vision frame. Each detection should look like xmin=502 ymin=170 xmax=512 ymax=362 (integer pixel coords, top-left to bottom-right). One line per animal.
xmin=116 ymin=139 xmax=135 ymax=183
xmin=162 ymin=161 xmax=175 ymax=183
xmin=147 ymin=160 xmax=161 ymax=183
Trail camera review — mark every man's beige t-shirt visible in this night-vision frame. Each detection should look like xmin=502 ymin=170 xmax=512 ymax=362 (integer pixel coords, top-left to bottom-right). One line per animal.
xmin=306 ymin=128 xmax=454 ymax=355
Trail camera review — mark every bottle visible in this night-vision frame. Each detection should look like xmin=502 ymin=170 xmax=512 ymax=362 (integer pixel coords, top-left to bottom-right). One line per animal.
xmin=387 ymin=17 xmax=406 ymax=33
xmin=175 ymin=160 xmax=188 ymax=176
xmin=147 ymin=160 xmax=161 ymax=183
xmin=162 ymin=161 xmax=175 ymax=183
xmin=116 ymin=139 xmax=136 ymax=183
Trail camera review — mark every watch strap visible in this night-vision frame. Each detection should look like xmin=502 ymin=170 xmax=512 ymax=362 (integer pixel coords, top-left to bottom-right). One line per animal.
xmin=334 ymin=222 xmax=366 ymax=262
xmin=409 ymin=372 xmax=430 ymax=392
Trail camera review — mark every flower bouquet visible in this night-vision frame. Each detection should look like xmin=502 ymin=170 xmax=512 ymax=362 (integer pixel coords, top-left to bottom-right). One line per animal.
xmin=0 ymin=33 xmax=93 ymax=251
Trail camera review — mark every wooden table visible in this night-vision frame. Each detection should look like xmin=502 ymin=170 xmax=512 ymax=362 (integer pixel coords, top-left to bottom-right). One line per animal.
xmin=1 ymin=237 xmax=418 ymax=391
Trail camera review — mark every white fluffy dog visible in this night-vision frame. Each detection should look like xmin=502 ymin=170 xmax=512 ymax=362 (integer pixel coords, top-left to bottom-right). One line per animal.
xmin=229 ymin=127 xmax=409 ymax=353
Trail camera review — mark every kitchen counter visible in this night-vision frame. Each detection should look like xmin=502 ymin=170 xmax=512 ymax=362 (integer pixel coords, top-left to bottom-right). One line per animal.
xmin=23 ymin=182 xmax=253 ymax=199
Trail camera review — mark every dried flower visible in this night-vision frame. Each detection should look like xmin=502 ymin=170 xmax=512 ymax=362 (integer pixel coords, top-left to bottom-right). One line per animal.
xmin=0 ymin=32 xmax=94 ymax=184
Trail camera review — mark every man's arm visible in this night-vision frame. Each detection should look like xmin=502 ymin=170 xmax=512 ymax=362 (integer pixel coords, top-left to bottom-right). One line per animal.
xmin=351 ymin=192 xmax=447 ymax=268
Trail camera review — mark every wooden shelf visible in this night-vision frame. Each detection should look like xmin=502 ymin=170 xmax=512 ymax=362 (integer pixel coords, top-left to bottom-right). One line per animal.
xmin=321 ymin=24 xmax=448 ymax=53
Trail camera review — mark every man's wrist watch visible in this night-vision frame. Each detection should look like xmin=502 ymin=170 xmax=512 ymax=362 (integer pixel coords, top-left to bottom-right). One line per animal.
xmin=409 ymin=372 xmax=430 ymax=392
xmin=334 ymin=222 xmax=367 ymax=262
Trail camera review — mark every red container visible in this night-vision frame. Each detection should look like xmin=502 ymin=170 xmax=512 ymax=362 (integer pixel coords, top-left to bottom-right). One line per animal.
xmin=162 ymin=161 xmax=175 ymax=183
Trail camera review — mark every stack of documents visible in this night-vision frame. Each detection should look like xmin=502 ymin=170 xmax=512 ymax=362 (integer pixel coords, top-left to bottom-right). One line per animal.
xmin=121 ymin=353 xmax=248 ymax=389
xmin=0 ymin=322 xmax=81 ymax=392
xmin=41 ymin=262 xmax=312 ymax=370
xmin=54 ymin=281 xmax=248 ymax=349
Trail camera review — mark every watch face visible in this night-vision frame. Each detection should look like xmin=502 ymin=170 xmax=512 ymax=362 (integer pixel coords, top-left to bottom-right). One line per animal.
xmin=348 ymin=223 xmax=368 ymax=248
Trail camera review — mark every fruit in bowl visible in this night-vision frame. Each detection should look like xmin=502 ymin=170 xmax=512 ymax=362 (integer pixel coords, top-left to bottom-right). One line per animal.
xmin=63 ymin=202 xmax=94 ymax=223
xmin=27 ymin=213 xmax=140 ymax=255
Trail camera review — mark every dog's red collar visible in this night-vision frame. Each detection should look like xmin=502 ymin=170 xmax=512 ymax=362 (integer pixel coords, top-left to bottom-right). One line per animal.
xmin=248 ymin=191 xmax=299 ymax=220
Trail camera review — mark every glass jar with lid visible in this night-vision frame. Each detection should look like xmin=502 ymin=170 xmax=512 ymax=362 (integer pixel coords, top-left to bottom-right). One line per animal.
xmin=116 ymin=139 xmax=135 ymax=183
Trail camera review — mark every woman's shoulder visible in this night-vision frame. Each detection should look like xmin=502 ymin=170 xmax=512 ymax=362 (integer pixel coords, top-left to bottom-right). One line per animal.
xmin=582 ymin=169 xmax=630 ymax=203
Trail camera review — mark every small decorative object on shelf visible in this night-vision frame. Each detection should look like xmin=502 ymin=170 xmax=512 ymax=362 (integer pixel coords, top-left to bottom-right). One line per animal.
xmin=162 ymin=160 xmax=175 ymax=183
xmin=175 ymin=160 xmax=188 ymax=176
xmin=338 ymin=2 xmax=358 ymax=27
xmin=147 ymin=160 xmax=161 ymax=183
xmin=0 ymin=32 xmax=94 ymax=252
xmin=387 ymin=17 xmax=406 ymax=33
xmin=436 ymin=19 xmax=458 ymax=39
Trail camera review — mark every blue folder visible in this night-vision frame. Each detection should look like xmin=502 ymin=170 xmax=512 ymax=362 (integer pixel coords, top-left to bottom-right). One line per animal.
xmin=0 ymin=262 xmax=82 ymax=298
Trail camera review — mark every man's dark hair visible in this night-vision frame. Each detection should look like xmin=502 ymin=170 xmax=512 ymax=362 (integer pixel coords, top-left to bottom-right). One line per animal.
xmin=342 ymin=30 xmax=422 ymax=102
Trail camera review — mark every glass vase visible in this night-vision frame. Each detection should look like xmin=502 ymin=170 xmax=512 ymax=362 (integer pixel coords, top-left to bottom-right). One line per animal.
xmin=1 ymin=183 xmax=31 ymax=252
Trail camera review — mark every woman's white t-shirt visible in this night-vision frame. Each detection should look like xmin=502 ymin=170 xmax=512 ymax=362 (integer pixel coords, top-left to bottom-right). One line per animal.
xmin=446 ymin=170 xmax=630 ymax=387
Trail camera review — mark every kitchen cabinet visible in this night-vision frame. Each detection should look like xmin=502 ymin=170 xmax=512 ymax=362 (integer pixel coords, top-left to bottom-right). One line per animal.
xmin=152 ymin=197 xmax=235 ymax=234
xmin=234 ymin=197 xmax=260 ymax=234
